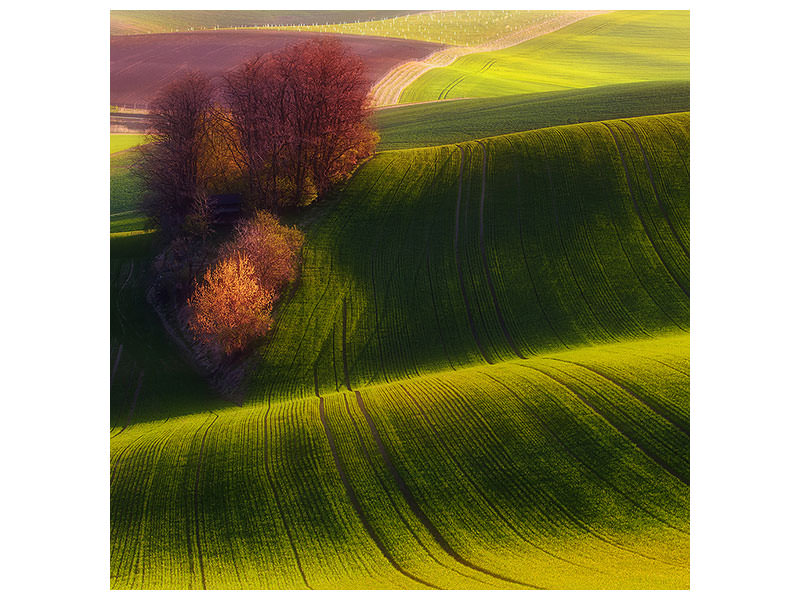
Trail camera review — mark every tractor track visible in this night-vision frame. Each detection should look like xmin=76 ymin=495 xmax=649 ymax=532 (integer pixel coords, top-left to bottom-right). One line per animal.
xmin=354 ymin=389 xmax=545 ymax=589
xmin=318 ymin=395 xmax=440 ymax=589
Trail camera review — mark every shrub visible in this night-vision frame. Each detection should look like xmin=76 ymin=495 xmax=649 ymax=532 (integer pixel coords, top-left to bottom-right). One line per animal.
xmin=187 ymin=252 xmax=274 ymax=357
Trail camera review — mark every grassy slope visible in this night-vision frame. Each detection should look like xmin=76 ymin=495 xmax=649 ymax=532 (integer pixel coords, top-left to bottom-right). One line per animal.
xmin=111 ymin=147 xmax=149 ymax=232
xmin=281 ymin=10 xmax=569 ymax=46
xmin=400 ymin=11 xmax=689 ymax=103
xmin=375 ymin=80 xmax=689 ymax=151
xmin=111 ymin=114 xmax=689 ymax=588
xmin=112 ymin=335 xmax=688 ymax=589
xmin=257 ymin=113 xmax=689 ymax=402
xmin=110 ymin=10 xmax=423 ymax=35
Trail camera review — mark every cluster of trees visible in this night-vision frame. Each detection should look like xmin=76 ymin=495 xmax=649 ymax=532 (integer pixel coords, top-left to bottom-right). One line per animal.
xmin=139 ymin=38 xmax=377 ymax=238
xmin=140 ymin=39 xmax=372 ymax=360
xmin=188 ymin=212 xmax=303 ymax=357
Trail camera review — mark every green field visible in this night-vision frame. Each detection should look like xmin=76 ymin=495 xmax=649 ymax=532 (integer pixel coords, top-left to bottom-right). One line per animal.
xmin=111 ymin=134 xmax=147 ymax=154
xmin=279 ymin=10 xmax=571 ymax=46
xmin=110 ymin=150 xmax=146 ymax=221
xmin=374 ymin=80 xmax=689 ymax=151
xmin=400 ymin=11 xmax=689 ymax=103
xmin=111 ymin=113 xmax=689 ymax=588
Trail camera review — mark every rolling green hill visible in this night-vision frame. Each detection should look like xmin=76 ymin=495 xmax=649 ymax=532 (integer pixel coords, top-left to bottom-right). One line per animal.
xmin=400 ymin=11 xmax=689 ymax=103
xmin=257 ymin=113 xmax=689 ymax=402
xmin=374 ymin=80 xmax=689 ymax=151
xmin=111 ymin=113 xmax=689 ymax=588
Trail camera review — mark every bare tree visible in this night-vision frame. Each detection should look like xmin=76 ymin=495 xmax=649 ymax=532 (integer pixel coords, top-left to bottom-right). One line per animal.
xmin=276 ymin=39 xmax=377 ymax=207
xmin=137 ymin=71 xmax=221 ymax=236
xmin=220 ymin=55 xmax=289 ymax=212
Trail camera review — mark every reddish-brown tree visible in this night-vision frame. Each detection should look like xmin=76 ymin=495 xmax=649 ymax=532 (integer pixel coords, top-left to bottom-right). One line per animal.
xmin=187 ymin=211 xmax=303 ymax=357
xmin=220 ymin=55 xmax=287 ymax=211
xmin=222 ymin=210 xmax=304 ymax=294
xmin=138 ymin=71 xmax=224 ymax=236
xmin=276 ymin=38 xmax=377 ymax=207
xmin=187 ymin=252 xmax=274 ymax=357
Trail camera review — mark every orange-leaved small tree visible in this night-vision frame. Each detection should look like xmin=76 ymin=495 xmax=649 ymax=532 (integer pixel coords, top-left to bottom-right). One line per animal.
xmin=188 ymin=252 xmax=274 ymax=357
xmin=222 ymin=210 xmax=304 ymax=295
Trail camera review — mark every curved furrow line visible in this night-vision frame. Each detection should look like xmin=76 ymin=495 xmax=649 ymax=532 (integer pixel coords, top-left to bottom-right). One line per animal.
xmin=502 ymin=136 xmax=569 ymax=351
xmin=540 ymin=143 xmax=621 ymax=343
xmin=350 ymin=158 xmax=420 ymax=386
xmin=114 ymin=260 xmax=135 ymax=338
xmin=265 ymin=252 xmax=336 ymax=402
xmin=438 ymin=74 xmax=466 ymax=101
xmin=480 ymin=370 xmax=687 ymax=567
xmin=262 ymin=406 xmax=313 ymax=590
xmin=342 ymin=298 xmax=351 ymax=391
xmin=533 ymin=361 xmax=689 ymax=485
xmin=475 ymin=140 xmax=526 ymax=359
xmin=430 ymin=375 xmax=608 ymax=537
xmin=318 ymin=396 xmax=440 ymax=589
xmin=519 ymin=363 xmax=689 ymax=492
xmin=425 ymin=249 xmax=457 ymax=371
xmin=397 ymin=381 xmax=603 ymax=574
xmin=340 ymin=395 xmax=494 ymax=587
xmin=605 ymin=348 xmax=689 ymax=378
xmin=192 ymin=412 xmax=219 ymax=590
xmin=368 ymin=158 xmax=441 ymax=383
xmin=433 ymin=372 xmax=678 ymax=566
xmin=552 ymin=127 xmax=655 ymax=341
xmin=370 ymin=256 xmax=390 ymax=384
xmin=268 ymin=156 xmax=400 ymax=401
xmin=113 ymin=419 xmax=197 ymax=588
xmin=111 ymin=343 xmax=124 ymax=385
xmin=110 ymin=430 xmax=148 ymax=489
xmin=172 ymin=415 xmax=218 ymax=589
xmin=542 ymin=356 xmax=689 ymax=436
xmin=576 ymin=125 xmax=688 ymax=334
xmin=621 ymin=119 xmax=689 ymax=259
xmin=453 ymin=145 xmax=494 ymax=365
xmin=111 ymin=370 xmax=144 ymax=439
xmin=354 ymin=390 xmax=545 ymax=589
xmin=601 ymin=122 xmax=689 ymax=298
xmin=654 ymin=115 xmax=690 ymax=176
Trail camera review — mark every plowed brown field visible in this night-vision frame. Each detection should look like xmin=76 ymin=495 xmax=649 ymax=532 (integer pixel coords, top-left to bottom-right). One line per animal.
xmin=111 ymin=30 xmax=443 ymax=107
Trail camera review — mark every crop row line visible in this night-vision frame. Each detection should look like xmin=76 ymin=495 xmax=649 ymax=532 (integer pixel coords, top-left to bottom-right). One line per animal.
xmin=318 ymin=395 xmax=440 ymax=588
xmin=481 ymin=369 xmax=686 ymax=567
xmin=354 ymin=389 xmax=542 ymax=588
xmin=621 ymin=119 xmax=689 ymax=259
xmin=601 ymin=122 xmax=689 ymax=298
